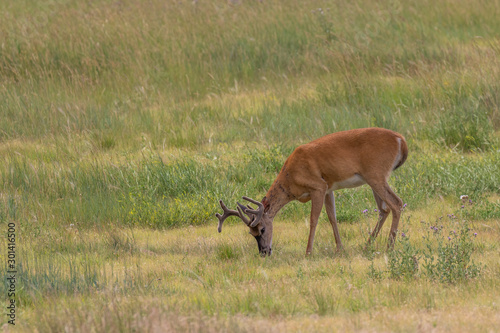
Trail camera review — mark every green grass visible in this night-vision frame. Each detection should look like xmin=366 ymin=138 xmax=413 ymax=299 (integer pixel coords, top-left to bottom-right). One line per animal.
xmin=1 ymin=0 xmax=500 ymax=331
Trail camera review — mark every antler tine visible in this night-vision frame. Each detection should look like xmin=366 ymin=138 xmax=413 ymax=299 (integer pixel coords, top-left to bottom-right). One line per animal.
xmin=241 ymin=196 xmax=263 ymax=213
xmin=216 ymin=200 xmax=241 ymax=233
xmin=236 ymin=205 xmax=252 ymax=225
xmin=241 ymin=196 xmax=265 ymax=227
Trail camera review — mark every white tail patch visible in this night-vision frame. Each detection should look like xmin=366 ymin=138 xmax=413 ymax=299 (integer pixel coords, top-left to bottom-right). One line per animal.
xmin=391 ymin=137 xmax=403 ymax=170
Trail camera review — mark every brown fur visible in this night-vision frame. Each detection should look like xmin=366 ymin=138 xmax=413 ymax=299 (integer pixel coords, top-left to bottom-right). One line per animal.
xmin=219 ymin=128 xmax=408 ymax=256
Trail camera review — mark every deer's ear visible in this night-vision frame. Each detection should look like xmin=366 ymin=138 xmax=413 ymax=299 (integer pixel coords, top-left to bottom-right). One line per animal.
xmin=262 ymin=196 xmax=270 ymax=213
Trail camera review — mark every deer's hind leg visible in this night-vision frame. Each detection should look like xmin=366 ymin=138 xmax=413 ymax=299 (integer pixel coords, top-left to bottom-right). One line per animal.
xmin=366 ymin=182 xmax=403 ymax=248
xmin=366 ymin=189 xmax=391 ymax=246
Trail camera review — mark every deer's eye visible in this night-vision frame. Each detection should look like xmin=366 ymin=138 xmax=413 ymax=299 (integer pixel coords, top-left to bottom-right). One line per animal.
xmin=260 ymin=228 xmax=265 ymax=234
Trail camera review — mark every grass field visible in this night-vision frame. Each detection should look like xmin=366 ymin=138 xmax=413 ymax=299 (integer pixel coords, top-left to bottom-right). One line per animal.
xmin=1 ymin=0 xmax=500 ymax=331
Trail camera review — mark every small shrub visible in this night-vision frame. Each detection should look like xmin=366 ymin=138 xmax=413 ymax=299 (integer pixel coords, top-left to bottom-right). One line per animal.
xmin=422 ymin=221 xmax=481 ymax=283
xmin=367 ymin=260 xmax=384 ymax=281
xmin=462 ymin=198 xmax=500 ymax=221
xmin=387 ymin=231 xmax=420 ymax=280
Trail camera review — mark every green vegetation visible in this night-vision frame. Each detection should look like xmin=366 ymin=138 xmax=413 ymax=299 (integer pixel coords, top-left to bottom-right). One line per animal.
xmin=0 ymin=0 xmax=499 ymax=331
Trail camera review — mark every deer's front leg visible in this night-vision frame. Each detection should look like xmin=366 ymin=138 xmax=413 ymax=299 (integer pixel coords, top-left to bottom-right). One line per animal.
xmin=306 ymin=190 xmax=326 ymax=255
xmin=324 ymin=190 xmax=344 ymax=253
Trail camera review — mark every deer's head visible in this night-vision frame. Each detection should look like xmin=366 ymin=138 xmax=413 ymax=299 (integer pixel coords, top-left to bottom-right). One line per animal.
xmin=216 ymin=197 xmax=272 ymax=256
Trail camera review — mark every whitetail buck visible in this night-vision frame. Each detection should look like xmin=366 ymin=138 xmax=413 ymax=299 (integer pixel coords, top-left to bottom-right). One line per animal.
xmin=216 ymin=127 xmax=408 ymax=256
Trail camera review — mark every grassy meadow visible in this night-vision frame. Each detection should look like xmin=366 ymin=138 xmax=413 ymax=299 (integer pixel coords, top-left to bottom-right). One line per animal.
xmin=1 ymin=0 xmax=500 ymax=331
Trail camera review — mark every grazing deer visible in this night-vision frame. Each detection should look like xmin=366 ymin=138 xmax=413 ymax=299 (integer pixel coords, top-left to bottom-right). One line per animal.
xmin=216 ymin=127 xmax=408 ymax=256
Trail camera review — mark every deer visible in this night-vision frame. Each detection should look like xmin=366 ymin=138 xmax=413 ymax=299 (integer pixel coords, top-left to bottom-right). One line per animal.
xmin=216 ymin=127 xmax=408 ymax=257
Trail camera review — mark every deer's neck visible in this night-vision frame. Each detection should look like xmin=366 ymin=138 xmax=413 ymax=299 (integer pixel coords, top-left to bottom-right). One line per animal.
xmin=265 ymin=179 xmax=293 ymax=219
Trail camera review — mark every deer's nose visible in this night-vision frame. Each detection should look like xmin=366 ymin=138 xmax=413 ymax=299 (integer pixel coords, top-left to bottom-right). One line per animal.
xmin=260 ymin=248 xmax=272 ymax=257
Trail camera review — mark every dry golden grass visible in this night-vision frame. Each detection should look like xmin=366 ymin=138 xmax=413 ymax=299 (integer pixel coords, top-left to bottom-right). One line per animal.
xmin=1 ymin=0 xmax=500 ymax=331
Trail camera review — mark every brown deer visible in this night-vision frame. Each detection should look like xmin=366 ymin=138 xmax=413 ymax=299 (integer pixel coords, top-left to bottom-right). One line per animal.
xmin=216 ymin=127 xmax=408 ymax=256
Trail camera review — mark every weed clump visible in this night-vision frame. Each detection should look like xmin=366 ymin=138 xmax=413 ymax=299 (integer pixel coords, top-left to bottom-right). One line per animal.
xmin=216 ymin=244 xmax=241 ymax=260
xmin=387 ymin=231 xmax=420 ymax=280
xmin=366 ymin=212 xmax=482 ymax=284
xmin=422 ymin=221 xmax=481 ymax=283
